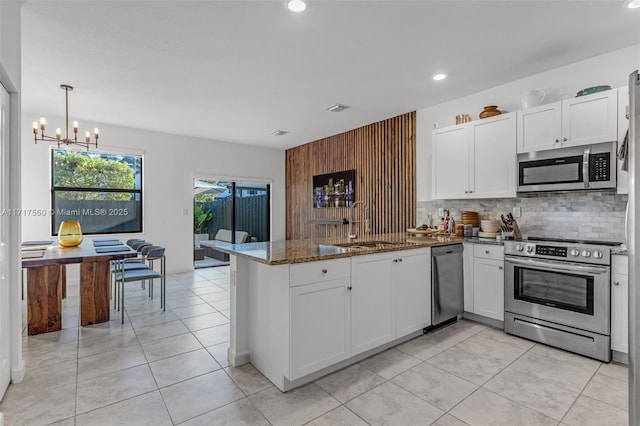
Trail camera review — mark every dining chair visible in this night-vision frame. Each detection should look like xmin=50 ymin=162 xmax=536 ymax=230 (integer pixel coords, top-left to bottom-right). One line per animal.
xmin=114 ymin=246 xmax=166 ymax=323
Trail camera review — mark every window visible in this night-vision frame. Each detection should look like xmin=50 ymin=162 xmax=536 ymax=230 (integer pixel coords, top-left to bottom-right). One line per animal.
xmin=51 ymin=149 xmax=143 ymax=235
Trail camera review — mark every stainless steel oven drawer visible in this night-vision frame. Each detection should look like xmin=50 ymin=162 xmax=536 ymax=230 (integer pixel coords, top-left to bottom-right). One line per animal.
xmin=504 ymin=312 xmax=611 ymax=362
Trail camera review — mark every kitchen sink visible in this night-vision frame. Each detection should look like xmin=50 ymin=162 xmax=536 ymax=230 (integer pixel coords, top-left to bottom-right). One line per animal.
xmin=330 ymin=240 xmax=396 ymax=249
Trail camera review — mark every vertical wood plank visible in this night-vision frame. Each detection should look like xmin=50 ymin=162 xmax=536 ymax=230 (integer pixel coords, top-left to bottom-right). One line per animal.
xmin=285 ymin=112 xmax=416 ymax=240
xmin=27 ymin=265 xmax=62 ymax=335
xmin=80 ymin=261 xmax=111 ymax=326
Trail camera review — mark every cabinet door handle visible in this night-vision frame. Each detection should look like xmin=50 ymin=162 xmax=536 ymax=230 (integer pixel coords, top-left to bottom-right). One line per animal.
xmin=464 ymin=190 xmax=468 ymax=194
xmin=555 ymin=138 xmax=560 ymax=143
xmin=322 ymin=269 xmax=328 ymax=274
xmin=485 ymin=250 xmax=490 ymax=254
xmin=613 ymin=281 xmax=620 ymax=286
xmin=347 ymin=286 xmax=353 ymax=291
xmin=563 ymin=137 xmax=568 ymax=142
xmin=398 ymin=258 xmax=403 ymax=263
xmin=498 ymin=266 xmax=504 ymax=270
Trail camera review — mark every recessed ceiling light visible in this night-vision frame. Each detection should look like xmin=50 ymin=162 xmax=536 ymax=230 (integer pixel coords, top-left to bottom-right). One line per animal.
xmin=432 ymin=73 xmax=447 ymax=81
xmin=326 ymin=103 xmax=349 ymax=112
xmin=628 ymin=0 xmax=640 ymax=8
xmin=285 ymin=0 xmax=308 ymax=13
xmin=272 ymin=130 xmax=288 ymax=136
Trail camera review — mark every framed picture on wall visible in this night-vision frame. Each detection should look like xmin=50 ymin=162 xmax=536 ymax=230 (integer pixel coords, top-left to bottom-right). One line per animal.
xmin=312 ymin=169 xmax=355 ymax=208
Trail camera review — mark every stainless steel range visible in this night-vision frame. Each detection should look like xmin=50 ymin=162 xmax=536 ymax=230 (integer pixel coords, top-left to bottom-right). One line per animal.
xmin=504 ymin=237 xmax=621 ymax=361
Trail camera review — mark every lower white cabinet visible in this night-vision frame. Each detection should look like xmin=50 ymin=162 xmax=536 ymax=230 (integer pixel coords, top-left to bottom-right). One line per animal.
xmin=290 ymin=278 xmax=350 ymax=379
xmin=611 ymin=255 xmax=629 ymax=354
xmin=351 ymin=253 xmax=395 ymax=354
xmin=351 ymin=248 xmax=431 ymax=355
xmin=394 ymin=251 xmax=431 ymax=337
xmin=464 ymin=243 xmax=505 ymax=322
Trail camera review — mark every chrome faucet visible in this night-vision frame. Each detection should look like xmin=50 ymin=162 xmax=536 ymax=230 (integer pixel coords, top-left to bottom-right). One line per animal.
xmin=348 ymin=201 xmax=370 ymax=239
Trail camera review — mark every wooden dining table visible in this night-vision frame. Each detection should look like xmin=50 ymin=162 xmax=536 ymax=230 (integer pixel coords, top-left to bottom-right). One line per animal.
xmin=21 ymin=239 xmax=137 ymax=335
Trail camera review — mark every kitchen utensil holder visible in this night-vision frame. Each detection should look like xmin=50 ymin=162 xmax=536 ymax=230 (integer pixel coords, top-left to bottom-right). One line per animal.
xmin=511 ymin=220 xmax=522 ymax=239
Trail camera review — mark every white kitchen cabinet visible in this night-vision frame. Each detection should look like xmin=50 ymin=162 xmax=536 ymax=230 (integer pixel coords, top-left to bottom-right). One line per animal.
xmin=290 ymin=278 xmax=350 ymax=379
xmin=611 ymin=255 xmax=628 ymax=354
xmin=350 ymin=248 xmax=431 ymax=355
xmin=351 ymin=253 xmax=395 ymax=354
xmin=394 ymin=250 xmax=431 ymax=336
xmin=517 ymin=89 xmax=617 ymax=153
xmin=433 ymin=113 xmax=516 ymax=200
xmin=465 ymin=243 xmax=505 ymax=322
xmin=617 ymin=86 xmax=629 ymax=195
xmin=432 ymin=125 xmax=470 ymax=199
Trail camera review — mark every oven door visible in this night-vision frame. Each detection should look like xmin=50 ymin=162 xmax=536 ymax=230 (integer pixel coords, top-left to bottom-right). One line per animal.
xmin=504 ymin=256 xmax=610 ymax=335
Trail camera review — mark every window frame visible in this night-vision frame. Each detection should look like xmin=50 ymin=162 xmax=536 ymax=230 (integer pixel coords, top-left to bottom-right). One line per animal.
xmin=50 ymin=148 xmax=144 ymax=236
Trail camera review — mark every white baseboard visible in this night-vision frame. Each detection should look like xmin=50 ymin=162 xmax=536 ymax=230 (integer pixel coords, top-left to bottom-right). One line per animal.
xmin=1 ymin=411 xmax=5 ymax=426
xmin=228 ymin=347 xmax=250 ymax=367
xmin=11 ymin=359 xmax=25 ymax=383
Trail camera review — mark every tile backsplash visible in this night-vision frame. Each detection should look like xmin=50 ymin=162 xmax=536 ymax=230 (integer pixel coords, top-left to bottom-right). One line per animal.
xmin=417 ymin=191 xmax=628 ymax=243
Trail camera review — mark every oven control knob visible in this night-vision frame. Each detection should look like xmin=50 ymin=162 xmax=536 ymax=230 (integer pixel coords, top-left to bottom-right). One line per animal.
xmin=526 ymin=245 xmax=534 ymax=254
xmin=581 ymin=250 xmax=592 ymax=258
xmin=515 ymin=244 xmax=524 ymax=252
xmin=593 ymin=250 xmax=603 ymax=259
xmin=570 ymin=249 xmax=580 ymax=257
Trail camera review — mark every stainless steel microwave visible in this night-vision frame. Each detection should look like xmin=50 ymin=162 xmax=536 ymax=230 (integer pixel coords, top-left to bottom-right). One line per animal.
xmin=517 ymin=141 xmax=616 ymax=193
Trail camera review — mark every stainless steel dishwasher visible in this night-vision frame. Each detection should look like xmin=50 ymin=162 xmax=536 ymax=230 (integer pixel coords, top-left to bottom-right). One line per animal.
xmin=431 ymin=244 xmax=464 ymax=326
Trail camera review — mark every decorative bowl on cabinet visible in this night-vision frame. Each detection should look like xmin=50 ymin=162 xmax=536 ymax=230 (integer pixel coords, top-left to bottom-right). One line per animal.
xmin=479 ymin=105 xmax=502 ymax=119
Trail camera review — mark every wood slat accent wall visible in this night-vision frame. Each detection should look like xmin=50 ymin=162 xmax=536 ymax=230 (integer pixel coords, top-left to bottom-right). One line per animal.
xmin=286 ymin=112 xmax=416 ymax=240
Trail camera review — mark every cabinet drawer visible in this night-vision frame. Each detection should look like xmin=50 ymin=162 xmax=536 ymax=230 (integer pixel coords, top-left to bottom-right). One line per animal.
xmin=473 ymin=244 xmax=504 ymax=261
xmin=290 ymin=258 xmax=351 ymax=287
xmin=612 ymin=254 xmax=628 ymax=275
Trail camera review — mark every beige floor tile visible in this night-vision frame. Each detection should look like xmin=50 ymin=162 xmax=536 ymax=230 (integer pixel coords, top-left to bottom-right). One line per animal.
xmin=77 ymin=344 xmax=147 ymax=381
xmin=452 ymin=332 xmax=529 ymax=366
xmin=77 ymin=328 xmax=139 ymax=358
xmin=346 ymin=381 xmax=443 ymax=425
xmin=395 ymin=333 xmax=454 ymax=361
xmin=0 ymin=383 xmax=77 ymax=426
xmin=598 ymin=362 xmax=629 ymax=383
xmin=224 ymin=363 xmax=273 ymax=396
xmin=179 ymin=398 xmax=269 ymax=426
xmin=133 ymin=320 xmax=190 ymax=342
xmin=306 ymin=406 xmax=369 ymax=426
xmin=249 ymin=383 xmax=340 ymax=426
xmin=506 ymin=351 xmax=595 ymax=393
xmin=150 ymin=348 xmax=221 ymax=388
xmin=530 ymin=343 xmax=602 ymax=372
xmin=46 ymin=417 xmax=76 ymax=426
xmin=484 ymin=368 xmax=579 ymax=421
xmin=562 ymin=395 xmax=628 ymax=426
xmin=160 ymin=369 xmax=245 ymax=423
xmin=209 ymin=299 xmax=230 ymax=311
xmin=477 ymin=326 xmax=535 ymax=351
xmin=193 ymin=324 xmax=230 ymax=347
xmin=22 ymin=327 xmax=79 ymax=353
xmin=22 ymin=340 xmax=78 ymax=369
xmin=315 ymin=363 xmax=386 ymax=403
xmin=360 ymin=348 xmax=421 ymax=379
xmin=206 ymin=342 xmax=231 ymax=367
xmin=141 ymin=332 xmax=203 ymax=362
xmin=75 ymin=390 xmax=172 ymax=426
xmin=171 ymin=303 xmax=217 ymax=319
xmin=582 ymin=373 xmax=628 ymax=411
xmin=391 ymin=363 xmax=478 ymax=411
xmin=451 ymin=388 xmax=557 ymax=426
xmin=128 ymin=310 xmax=180 ymax=328
xmin=431 ymin=414 xmax=470 ymax=426
xmin=426 ymin=345 xmax=508 ymax=386
xmin=166 ymin=295 xmax=207 ymax=309
xmin=162 ymin=288 xmax=197 ymax=300
xmin=199 ymin=291 xmax=230 ymax=303
xmin=76 ymin=364 xmax=158 ymax=414
xmin=190 ymin=286 xmax=225 ymax=296
xmin=0 ymin=359 xmax=77 ymax=404
xmin=182 ymin=312 xmax=229 ymax=331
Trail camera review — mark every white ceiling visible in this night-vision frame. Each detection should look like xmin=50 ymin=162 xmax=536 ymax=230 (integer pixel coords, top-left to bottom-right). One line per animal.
xmin=21 ymin=1 xmax=640 ymax=150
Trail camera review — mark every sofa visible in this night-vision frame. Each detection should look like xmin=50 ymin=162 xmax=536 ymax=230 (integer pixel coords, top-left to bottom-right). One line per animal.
xmin=200 ymin=229 xmax=250 ymax=261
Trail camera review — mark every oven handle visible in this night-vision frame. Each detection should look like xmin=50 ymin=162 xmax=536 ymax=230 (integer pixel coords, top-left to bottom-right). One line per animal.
xmin=505 ymin=256 xmax=609 ymax=275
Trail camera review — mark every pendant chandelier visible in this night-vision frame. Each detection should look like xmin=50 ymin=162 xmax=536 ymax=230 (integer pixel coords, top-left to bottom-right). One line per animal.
xmin=33 ymin=84 xmax=99 ymax=150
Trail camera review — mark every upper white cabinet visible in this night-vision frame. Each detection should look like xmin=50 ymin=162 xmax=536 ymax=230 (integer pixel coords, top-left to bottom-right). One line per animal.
xmin=433 ymin=113 xmax=516 ymax=200
xmin=617 ymin=86 xmax=629 ymax=194
xmin=517 ymin=89 xmax=617 ymax=153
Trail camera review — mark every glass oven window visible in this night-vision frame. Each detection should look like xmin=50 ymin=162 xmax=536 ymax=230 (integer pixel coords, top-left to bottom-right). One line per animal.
xmin=515 ymin=267 xmax=594 ymax=315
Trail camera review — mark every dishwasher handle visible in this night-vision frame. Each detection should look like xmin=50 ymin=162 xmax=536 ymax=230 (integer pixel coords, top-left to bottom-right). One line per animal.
xmin=431 ymin=244 xmax=463 ymax=256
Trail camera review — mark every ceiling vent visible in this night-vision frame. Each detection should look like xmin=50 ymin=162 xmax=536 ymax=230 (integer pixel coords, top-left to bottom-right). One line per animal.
xmin=326 ymin=103 xmax=349 ymax=112
xmin=272 ymin=130 xmax=288 ymax=136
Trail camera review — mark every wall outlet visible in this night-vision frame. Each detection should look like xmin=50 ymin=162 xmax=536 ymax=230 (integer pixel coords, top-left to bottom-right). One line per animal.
xmin=183 ymin=208 xmax=189 ymax=216
xmin=437 ymin=207 xmax=445 ymax=217
xmin=512 ymin=206 xmax=522 ymax=218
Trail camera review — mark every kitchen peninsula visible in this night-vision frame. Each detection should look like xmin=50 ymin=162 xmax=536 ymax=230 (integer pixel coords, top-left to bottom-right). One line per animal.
xmin=216 ymin=233 xmax=463 ymax=391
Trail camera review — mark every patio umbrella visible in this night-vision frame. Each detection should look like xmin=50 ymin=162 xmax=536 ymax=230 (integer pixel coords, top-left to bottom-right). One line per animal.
xmin=194 ymin=180 xmax=227 ymax=195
